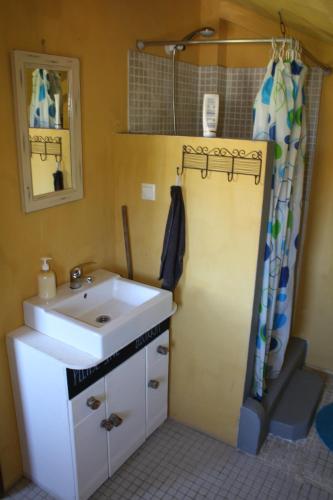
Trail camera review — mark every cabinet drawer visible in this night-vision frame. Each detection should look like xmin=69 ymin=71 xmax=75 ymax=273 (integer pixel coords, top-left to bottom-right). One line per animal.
xmin=146 ymin=354 xmax=168 ymax=437
xmin=70 ymin=378 xmax=106 ymax=427
xmin=146 ymin=330 xmax=169 ymax=367
xmin=74 ymin=401 xmax=108 ymax=500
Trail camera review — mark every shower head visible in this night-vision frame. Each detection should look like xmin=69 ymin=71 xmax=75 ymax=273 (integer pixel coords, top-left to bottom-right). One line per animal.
xmin=164 ymin=26 xmax=216 ymax=55
xmin=175 ymin=26 xmax=215 ymax=51
xmin=181 ymin=26 xmax=216 ymax=42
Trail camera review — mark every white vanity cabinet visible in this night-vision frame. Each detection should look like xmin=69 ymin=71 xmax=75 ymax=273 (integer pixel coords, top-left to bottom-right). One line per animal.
xmin=7 ymin=325 xmax=169 ymax=500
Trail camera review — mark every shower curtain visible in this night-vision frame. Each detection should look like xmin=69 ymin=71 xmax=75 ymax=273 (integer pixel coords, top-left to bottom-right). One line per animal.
xmin=29 ymin=69 xmax=62 ymax=128
xmin=252 ymin=55 xmax=307 ymax=400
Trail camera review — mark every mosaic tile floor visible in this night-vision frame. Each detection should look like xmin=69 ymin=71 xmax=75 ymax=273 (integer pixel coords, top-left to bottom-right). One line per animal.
xmin=6 ymin=375 xmax=333 ymax=500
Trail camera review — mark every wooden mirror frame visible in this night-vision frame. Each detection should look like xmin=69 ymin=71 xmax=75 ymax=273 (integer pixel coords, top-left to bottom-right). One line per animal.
xmin=11 ymin=50 xmax=83 ymax=213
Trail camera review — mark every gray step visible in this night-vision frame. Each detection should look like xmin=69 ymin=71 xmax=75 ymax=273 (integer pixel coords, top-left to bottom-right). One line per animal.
xmin=264 ymin=337 xmax=307 ymax=414
xmin=238 ymin=337 xmax=309 ymax=455
xmin=269 ymin=369 xmax=324 ymax=441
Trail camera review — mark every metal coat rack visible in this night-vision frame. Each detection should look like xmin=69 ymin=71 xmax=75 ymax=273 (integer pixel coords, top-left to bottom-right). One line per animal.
xmin=29 ymin=135 xmax=62 ymax=162
xmin=177 ymin=145 xmax=263 ymax=184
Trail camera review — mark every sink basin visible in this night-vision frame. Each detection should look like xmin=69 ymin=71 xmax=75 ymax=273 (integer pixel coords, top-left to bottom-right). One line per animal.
xmin=24 ymin=269 xmax=173 ymax=359
xmin=53 ymin=277 xmax=161 ymax=328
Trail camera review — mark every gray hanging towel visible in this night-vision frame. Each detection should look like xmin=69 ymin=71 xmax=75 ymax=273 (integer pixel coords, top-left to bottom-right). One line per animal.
xmin=159 ymin=185 xmax=185 ymax=291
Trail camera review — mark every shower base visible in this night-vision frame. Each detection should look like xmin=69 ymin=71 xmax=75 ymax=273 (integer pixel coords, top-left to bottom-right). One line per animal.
xmin=237 ymin=337 xmax=324 ymax=454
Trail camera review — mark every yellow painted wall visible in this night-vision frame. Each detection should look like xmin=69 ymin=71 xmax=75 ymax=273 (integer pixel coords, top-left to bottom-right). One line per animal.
xmin=110 ymin=134 xmax=270 ymax=444
xmin=0 ymin=0 xmax=200 ymax=488
xmin=293 ymin=72 xmax=333 ymax=373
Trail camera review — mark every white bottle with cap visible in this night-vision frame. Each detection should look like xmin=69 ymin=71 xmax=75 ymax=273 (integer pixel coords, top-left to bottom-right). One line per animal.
xmin=38 ymin=257 xmax=56 ymax=300
xmin=203 ymin=93 xmax=219 ymax=137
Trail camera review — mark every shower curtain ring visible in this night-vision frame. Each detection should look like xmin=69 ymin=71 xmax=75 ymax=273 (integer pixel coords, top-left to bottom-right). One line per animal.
xmin=289 ymin=38 xmax=295 ymax=61
xmin=279 ymin=39 xmax=286 ymax=59
xmin=297 ymin=40 xmax=302 ymax=59
xmin=286 ymin=38 xmax=293 ymax=61
xmin=271 ymin=38 xmax=278 ymax=60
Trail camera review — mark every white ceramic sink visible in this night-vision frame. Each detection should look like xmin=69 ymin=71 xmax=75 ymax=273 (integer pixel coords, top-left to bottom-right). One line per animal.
xmin=24 ymin=269 xmax=173 ymax=359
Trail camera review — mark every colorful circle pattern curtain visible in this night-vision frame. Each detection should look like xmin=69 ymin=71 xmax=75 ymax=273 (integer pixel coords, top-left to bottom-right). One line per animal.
xmin=252 ymin=55 xmax=307 ymax=399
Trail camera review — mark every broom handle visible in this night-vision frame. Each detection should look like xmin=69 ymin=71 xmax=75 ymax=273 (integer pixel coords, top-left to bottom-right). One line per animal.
xmin=121 ymin=205 xmax=133 ymax=280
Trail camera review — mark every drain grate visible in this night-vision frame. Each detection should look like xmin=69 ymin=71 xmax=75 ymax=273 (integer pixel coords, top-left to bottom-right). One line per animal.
xmin=96 ymin=315 xmax=111 ymax=324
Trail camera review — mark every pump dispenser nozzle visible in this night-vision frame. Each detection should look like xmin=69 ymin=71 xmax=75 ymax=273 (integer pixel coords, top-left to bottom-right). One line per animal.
xmin=40 ymin=257 xmax=52 ymax=271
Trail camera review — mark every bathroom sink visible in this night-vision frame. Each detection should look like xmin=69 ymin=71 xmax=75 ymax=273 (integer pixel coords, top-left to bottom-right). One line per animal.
xmin=24 ymin=269 xmax=173 ymax=359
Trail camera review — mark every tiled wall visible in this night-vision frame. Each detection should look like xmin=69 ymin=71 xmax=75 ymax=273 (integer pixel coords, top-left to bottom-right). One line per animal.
xmin=304 ymin=68 xmax=323 ymax=195
xmin=222 ymin=68 xmax=266 ymax=139
xmin=128 ymin=50 xmax=323 ymax=175
xmin=175 ymin=61 xmax=199 ymax=136
xmin=128 ymin=51 xmax=174 ymax=134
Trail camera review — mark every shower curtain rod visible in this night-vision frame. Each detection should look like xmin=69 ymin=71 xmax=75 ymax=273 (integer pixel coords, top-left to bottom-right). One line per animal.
xmin=136 ymin=37 xmax=332 ymax=74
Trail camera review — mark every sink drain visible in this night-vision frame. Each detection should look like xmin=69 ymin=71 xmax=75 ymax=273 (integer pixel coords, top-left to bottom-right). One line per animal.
xmin=96 ymin=315 xmax=111 ymax=324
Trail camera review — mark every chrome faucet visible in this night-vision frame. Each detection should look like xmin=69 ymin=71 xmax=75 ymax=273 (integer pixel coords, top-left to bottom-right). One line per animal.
xmin=69 ymin=262 xmax=95 ymax=289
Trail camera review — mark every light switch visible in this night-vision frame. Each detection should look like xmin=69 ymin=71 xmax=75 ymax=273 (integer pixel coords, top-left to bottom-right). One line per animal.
xmin=141 ymin=183 xmax=156 ymax=201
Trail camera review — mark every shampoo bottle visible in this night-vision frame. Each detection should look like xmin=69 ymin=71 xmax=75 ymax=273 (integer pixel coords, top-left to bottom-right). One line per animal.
xmin=54 ymin=93 xmax=61 ymax=129
xmin=38 ymin=257 xmax=56 ymax=300
xmin=203 ymin=94 xmax=219 ymax=137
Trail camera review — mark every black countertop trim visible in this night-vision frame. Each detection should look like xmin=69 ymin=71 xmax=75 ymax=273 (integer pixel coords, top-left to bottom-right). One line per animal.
xmin=66 ymin=317 xmax=170 ymax=399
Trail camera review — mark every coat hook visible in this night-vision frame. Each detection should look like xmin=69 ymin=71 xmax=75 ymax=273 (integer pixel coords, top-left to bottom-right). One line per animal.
xmin=179 ymin=144 xmax=262 ymax=184
xmin=201 ymin=169 xmax=208 ymax=179
xmin=176 ymin=165 xmax=184 ymax=176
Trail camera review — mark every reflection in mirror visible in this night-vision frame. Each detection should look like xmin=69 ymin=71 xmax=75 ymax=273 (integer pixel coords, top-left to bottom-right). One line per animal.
xmin=27 ymin=69 xmax=68 ymax=129
xmin=29 ymin=130 xmax=72 ymax=195
xmin=12 ymin=51 xmax=83 ymax=213
xmin=25 ymin=68 xmax=72 ymax=196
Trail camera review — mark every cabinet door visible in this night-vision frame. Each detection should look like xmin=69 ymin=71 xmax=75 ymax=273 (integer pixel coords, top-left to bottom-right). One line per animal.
xmin=70 ymin=379 xmax=108 ymax=500
xmin=105 ymin=349 xmax=146 ymax=476
xmin=146 ymin=331 xmax=169 ymax=437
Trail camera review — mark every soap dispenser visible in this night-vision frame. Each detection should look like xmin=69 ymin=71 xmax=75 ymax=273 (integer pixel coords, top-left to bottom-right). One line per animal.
xmin=38 ymin=257 xmax=56 ymax=300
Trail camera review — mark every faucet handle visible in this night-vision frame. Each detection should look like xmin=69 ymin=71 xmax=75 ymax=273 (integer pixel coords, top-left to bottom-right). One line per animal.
xmin=81 ymin=261 xmax=96 ymax=282
xmin=70 ymin=265 xmax=82 ymax=280
xmin=70 ymin=261 xmax=96 ymax=289
xmin=71 ymin=261 xmax=95 ymax=276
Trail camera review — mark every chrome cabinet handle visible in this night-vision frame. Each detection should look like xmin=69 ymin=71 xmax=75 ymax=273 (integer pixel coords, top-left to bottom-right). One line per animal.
xmin=101 ymin=414 xmax=123 ymax=431
xmin=101 ymin=419 xmax=114 ymax=431
xmin=157 ymin=345 xmax=168 ymax=355
xmin=87 ymin=396 xmax=101 ymax=410
xmin=148 ymin=379 xmax=160 ymax=389
xmin=109 ymin=413 xmax=123 ymax=427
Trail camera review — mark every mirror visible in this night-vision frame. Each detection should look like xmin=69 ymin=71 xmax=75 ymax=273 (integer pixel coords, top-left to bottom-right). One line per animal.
xmin=12 ymin=51 xmax=83 ymax=212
